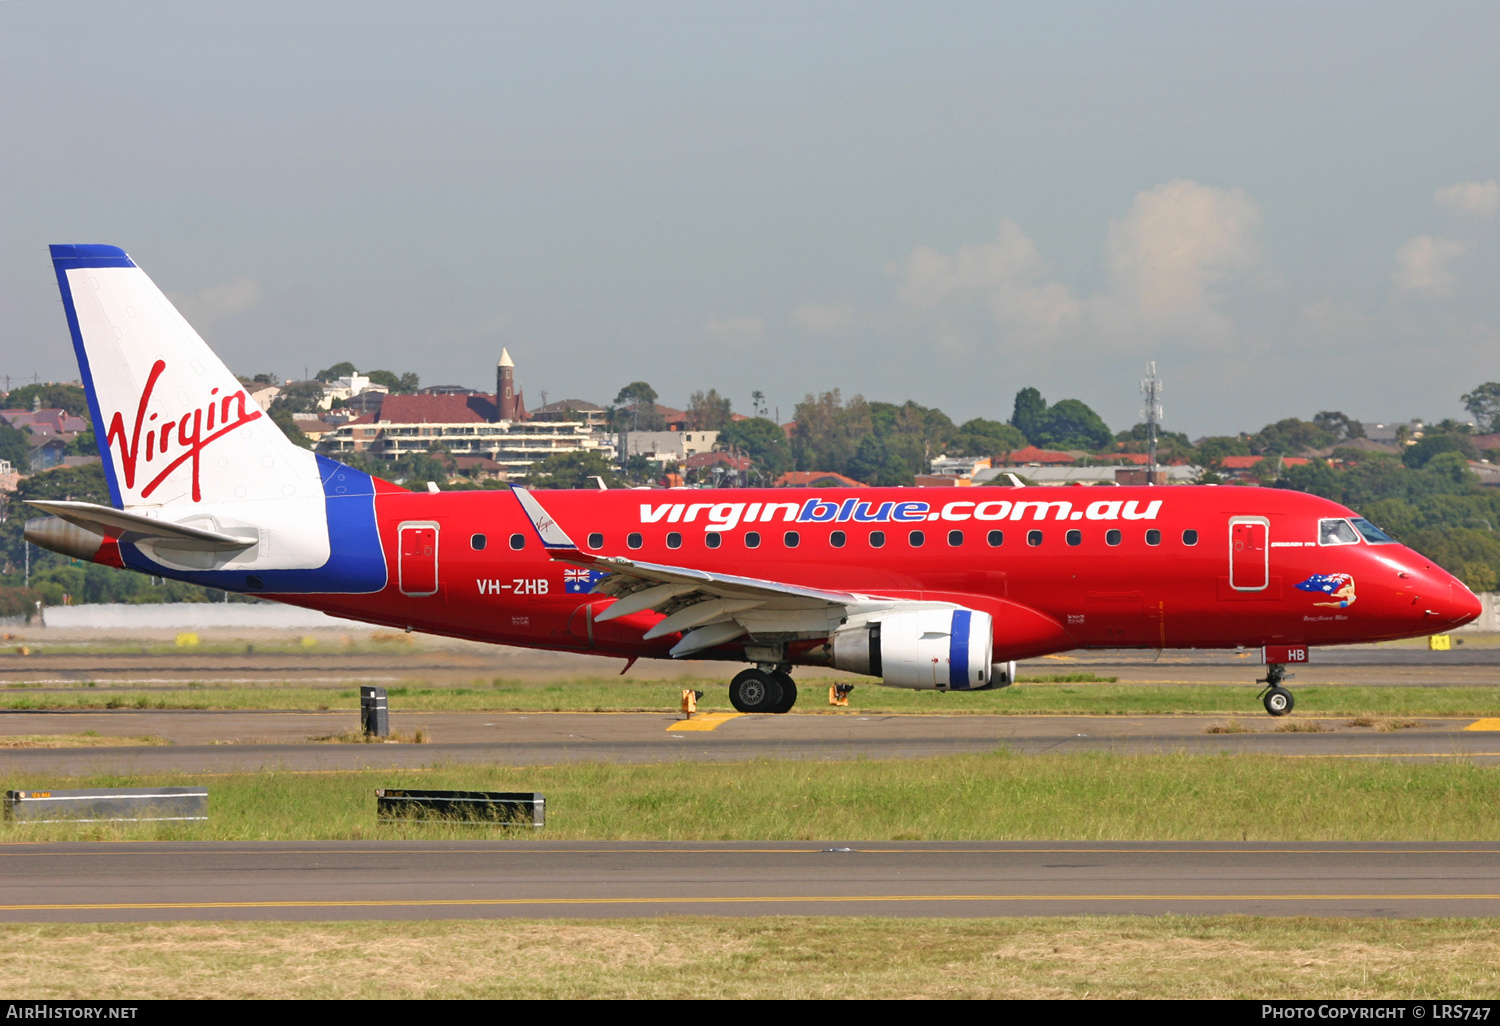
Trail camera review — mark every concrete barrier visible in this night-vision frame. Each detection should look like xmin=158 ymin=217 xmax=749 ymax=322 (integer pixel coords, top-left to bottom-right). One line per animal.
xmin=5 ymin=786 xmax=208 ymax=823
xmin=376 ymin=789 xmax=545 ymax=827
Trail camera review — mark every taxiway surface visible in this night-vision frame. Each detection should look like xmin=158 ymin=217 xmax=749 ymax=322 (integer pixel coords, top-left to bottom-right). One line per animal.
xmin=2 ymin=709 xmax=1499 ymax=772
xmin=1 ymin=840 xmax=1496 ymax=921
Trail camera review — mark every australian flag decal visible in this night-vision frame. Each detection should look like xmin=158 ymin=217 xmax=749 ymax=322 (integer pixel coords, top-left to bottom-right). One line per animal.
xmin=1295 ymin=573 xmax=1357 ymax=608
xmin=564 ymin=568 xmax=608 ymax=594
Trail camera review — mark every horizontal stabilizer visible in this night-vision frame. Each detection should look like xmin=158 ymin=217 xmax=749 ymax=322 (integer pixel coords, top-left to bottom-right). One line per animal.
xmin=25 ymin=500 xmax=256 ymax=553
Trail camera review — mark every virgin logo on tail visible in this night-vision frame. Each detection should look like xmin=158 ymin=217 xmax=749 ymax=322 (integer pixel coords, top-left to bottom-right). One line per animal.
xmin=104 ymin=359 xmax=262 ymax=502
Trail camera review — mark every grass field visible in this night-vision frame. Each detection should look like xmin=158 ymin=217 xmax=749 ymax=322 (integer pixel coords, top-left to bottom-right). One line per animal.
xmin=3 ymin=752 xmax=1497 ymax=842
xmin=4 ymin=677 xmax=1500 ymax=718
xmin=0 ymin=734 xmax=169 ymax=748
xmin=3 ymin=916 xmax=1498 ymax=999
xmin=0 ymin=633 xmax=430 ymax=656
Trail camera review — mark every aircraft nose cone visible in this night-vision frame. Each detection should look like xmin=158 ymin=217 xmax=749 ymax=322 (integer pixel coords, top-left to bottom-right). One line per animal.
xmin=1451 ymin=581 xmax=1484 ymax=627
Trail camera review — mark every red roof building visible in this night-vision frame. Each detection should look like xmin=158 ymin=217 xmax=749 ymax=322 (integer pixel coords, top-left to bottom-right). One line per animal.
xmin=774 ymin=471 xmax=865 ymax=488
xmin=1218 ymin=455 xmax=1269 ymax=470
xmin=1003 ymin=445 xmax=1076 ymax=465
xmin=683 ymin=451 xmax=751 ymax=472
xmin=0 ymin=409 xmax=88 ymax=436
xmin=377 ymin=393 xmax=499 ymax=424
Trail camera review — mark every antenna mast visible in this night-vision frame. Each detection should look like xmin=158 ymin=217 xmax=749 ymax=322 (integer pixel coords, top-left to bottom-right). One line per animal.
xmin=1141 ymin=362 xmax=1163 ymax=485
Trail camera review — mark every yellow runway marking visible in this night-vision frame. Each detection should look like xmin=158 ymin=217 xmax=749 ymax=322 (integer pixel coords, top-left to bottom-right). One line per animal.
xmin=2 ymin=893 xmax=1498 ymax=913
xmin=1464 ymin=719 xmax=1500 ymax=731
xmin=669 ymin=713 xmax=742 ymax=732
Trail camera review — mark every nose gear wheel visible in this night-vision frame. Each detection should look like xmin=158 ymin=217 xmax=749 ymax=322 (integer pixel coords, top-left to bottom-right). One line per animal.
xmin=1262 ymin=686 xmax=1294 ymax=716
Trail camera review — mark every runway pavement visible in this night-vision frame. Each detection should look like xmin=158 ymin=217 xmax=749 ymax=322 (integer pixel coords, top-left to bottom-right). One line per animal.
xmin=2 ymin=709 xmax=1499 ymax=772
xmin=3 ymin=642 xmax=1500 ymax=690
xmin=1 ymin=840 xmax=1496 ymax=921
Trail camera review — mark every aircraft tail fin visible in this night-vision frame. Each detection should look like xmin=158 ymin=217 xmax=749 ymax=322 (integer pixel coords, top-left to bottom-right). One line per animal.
xmin=49 ymin=244 xmax=321 ymax=511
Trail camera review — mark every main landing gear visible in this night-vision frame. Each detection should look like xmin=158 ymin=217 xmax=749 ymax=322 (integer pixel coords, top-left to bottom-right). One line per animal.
xmin=729 ymin=666 xmax=798 ymax=714
xmin=1256 ymin=663 xmax=1295 ymax=717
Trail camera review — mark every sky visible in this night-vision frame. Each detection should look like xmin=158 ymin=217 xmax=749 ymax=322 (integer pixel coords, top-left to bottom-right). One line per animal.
xmin=2 ymin=1 xmax=1497 ymax=437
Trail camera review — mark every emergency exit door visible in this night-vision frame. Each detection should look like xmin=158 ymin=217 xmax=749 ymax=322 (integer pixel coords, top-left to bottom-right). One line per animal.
xmin=398 ymin=522 xmax=439 ymax=596
xmin=1228 ymin=516 xmax=1269 ymax=591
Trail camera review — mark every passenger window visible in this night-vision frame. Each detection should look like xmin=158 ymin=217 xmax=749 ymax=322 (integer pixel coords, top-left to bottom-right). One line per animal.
xmin=908 ymin=530 xmax=926 ymax=547
xmin=587 ymin=532 xmax=604 ymax=550
xmin=987 ymin=530 xmax=1004 ymax=547
xmin=784 ymin=531 xmax=800 ymax=548
xmin=1027 ymin=530 xmax=1042 ymax=547
xmin=470 ymin=534 xmax=487 ymax=551
xmin=869 ymin=531 xmax=886 ymax=548
xmin=1319 ymin=518 xmax=1360 ymax=546
xmin=1146 ymin=529 xmax=1161 ymax=546
xmin=830 ymin=531 xmax=846 ymax=548
xmin=666 ymin=532 xmax=682 ymax=549
xmin=509 ymin=533 xmax=526 ymax=551
xmin=1106 ymin=529 xmax=1122 ymax=546
xmin=705 ymin=532 xmax=721 ymax=549
xmin=744 ymin=531 xmax=761 ymax=549
xmin=947 ymin=530 xmax=964 ymax=547
xmin=1066 ymin=529 xmax=1082 ymax=546
xmin=627 ymin=532 xmax=643 ymax=549
xmin=1182 ymin=529 xmax=1198 ymax=546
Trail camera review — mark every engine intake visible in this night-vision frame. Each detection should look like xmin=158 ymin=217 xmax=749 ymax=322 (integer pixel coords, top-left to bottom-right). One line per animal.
xmin=832 ymin=608 xmax=995 ymax=690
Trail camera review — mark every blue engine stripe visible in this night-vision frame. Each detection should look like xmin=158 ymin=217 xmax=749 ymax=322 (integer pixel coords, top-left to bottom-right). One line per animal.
xmin=949 ymin=609 xmax=971 ymax=690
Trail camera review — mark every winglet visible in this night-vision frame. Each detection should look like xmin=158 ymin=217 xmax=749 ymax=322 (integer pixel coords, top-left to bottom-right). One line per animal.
xmin=512 ymin=486 xmax=581 ymax=551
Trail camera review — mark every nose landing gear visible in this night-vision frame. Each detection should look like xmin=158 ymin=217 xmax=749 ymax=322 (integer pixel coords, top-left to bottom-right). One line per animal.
xmin=729 ymin=666 xmax=798 ymax=713
xmin=1256 ymin=663 xmax=1295 ymax=716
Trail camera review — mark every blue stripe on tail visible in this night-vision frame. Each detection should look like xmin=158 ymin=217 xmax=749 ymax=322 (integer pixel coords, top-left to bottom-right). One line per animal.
xmin=49 ymin=245 xmax=137 ymax=508
xmin=118 ymin=455 xmax=388 ymax=594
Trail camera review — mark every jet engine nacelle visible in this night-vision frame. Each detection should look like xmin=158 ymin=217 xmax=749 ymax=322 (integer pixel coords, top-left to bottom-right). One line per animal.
xmin=831 ymin=608 xmax=995 ymax=690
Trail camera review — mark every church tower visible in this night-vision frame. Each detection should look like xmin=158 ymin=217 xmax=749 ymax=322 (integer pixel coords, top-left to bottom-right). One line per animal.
xmin=497 ymin=348 xmax=517 ymax=422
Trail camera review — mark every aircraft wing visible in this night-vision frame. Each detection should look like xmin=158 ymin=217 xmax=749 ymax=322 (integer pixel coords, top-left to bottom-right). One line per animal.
xmin=512 ymin=487 xmax=908 ymax=657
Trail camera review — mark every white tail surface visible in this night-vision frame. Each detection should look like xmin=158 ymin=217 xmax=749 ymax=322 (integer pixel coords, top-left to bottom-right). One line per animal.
xmin=52 ymin=245 xmax=330 ymax=572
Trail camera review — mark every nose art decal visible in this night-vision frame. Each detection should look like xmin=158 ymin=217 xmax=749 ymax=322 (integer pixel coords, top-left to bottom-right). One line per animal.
xmin=1296 ymin=573 xmax=1357 ymax=608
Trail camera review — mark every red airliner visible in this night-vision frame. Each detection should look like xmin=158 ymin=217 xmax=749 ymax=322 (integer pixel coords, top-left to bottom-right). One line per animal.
xmin=27 ymin=245 xmax=1483 ymax=717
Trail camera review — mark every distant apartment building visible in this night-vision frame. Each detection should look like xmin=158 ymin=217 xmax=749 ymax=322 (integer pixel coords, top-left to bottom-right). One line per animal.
xmin=531 ymin=399 xmax=608 ymax=431
xmin=916 ymin=455 xmax=992 ymax=486
xmin=321 ymin=349 xmax=613 ymax=479
xmin=620 ymin=430 xmax=719 ymax=462
xmin=320 ymin=373 xmax=389 ymax=411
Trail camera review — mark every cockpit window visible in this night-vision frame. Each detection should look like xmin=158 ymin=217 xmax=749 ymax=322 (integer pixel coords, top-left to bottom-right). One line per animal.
xmin=1318 ymin=518 xmax=1360 ymax=546
xmin=1350 ymin=517 xmax=1396 ymax=544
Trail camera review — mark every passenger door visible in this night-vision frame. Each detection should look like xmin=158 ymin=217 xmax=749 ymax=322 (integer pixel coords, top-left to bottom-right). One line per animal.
xmin=398 ymin=521 xmax=439 ymax=596
xmin=1228 ymin=516 xmax=1269 ymax=592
